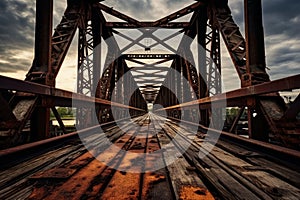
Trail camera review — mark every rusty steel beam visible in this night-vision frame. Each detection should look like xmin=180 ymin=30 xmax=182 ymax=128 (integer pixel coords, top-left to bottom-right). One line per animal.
xmin=106 ymin=22 xmax=190 ymax=29
xmin=31 ymin=0 xmax=53 ymax=85
xmin=27 ymin=1 xmax=83 ymax=81
xmin=153 ymin=4 xmax=205 ymax=107
xmin=130 ymin=67 xmax=169 ymax=71
xmin=211 ymin=1 xmax=247 ymax=83
xmin=123 ymin=54 xmax=175 ymax=59
xmin=229 ymin=106 xmax=245 ymax=134
xmin=244 ymin=0 xmax=271 ymax=140
xmin=139 ymin=85 xmax=161 ymax=89
xmin=197 ymin=5 xmax=209 ymax=126
xmin=98 ymin=1 xmax=204 ymax=28
xmin=0 ymin=117 xmax=129 ymax=159
xmin=156 ymin=74 xmax=300 ymax=111
xmin=29 ymin=0 xmax=53 ymax=141
xmin=51 ymin=107 xmax=67 ymax=135
xmin=126 ymin=59 xmax=147 ymax=66
xmin=134 ymin=75 xmax=166 ymax=79
xmin=134 ymin=80 xmax=164 ymax=85
xmin=147 ymin=29 xmax=185 ymax=50
xmin=111 ymin=29 xmax=148 ymax=51
xmin=244 ymin=0 xmax=269 ymax=86
xmin=0 ymin=75 xmax=145 ymax=112
xmin=127 ymin=60 xmax=172 ymax=68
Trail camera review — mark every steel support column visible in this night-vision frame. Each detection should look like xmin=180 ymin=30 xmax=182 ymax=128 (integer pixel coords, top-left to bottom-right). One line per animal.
xmin=207 ymin=10 xmax=222 ymax=129
xmin=244 ymin=0 xmax=269 ymax=140
xmin=244 ymin=0 xmax=269 ymax=85
xmin=92 ymin=7 xmax=102 ymax=96
xmin=32 ymin=0 xmax=54 ymax=85
xmin=31 ymin=0 xmax=53 ymax=141
xmin=197 ymin=7 xmax=209 ymax=126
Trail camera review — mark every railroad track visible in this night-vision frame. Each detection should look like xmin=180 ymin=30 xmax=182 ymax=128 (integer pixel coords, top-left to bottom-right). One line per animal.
xmin=0 ymin=114 xmax=299 ymax=199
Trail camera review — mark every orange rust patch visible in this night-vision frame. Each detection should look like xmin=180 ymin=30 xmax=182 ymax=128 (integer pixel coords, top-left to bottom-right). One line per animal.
xmin=179 ymin=186 xmax=215 ymax=200
xmin=100 ymin=171 xmax=140 ymax=200
xmin=27 ymin=185 xmax=55 ymax=200
xmin=41 ymin=159 xmax=106 ymax=200
xmin=27 ymin=152 xmax=95 ymax=199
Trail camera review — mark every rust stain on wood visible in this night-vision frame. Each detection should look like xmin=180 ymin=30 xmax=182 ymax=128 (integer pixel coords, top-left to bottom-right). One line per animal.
xmin=179 ymin=186 xmax=215 ymax=200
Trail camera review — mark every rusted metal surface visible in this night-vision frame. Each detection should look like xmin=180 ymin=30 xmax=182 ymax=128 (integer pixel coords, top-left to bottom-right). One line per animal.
xmin=97 ymin=1 xmax=204 ymax=28
xmin=27 ymin=0 xmax=83 ymax=82
xmin=158 ymin=74 xmax=300 ymax=110
xmin=123 ymin=54 xmax=176 ymax=60
xmin=29 ymin=0 xmax=53 ymax=85
xmin=244 ymin=0 xmax=269 ymax=85
xmin=105 ymin=22 xmax=191 ymax=29
xmin=212 ymin=1 xmax=247 ymax=81
xmin=51 ymin=107 xmax=67 ymax=135
xmin=0 ymin=75 xmax=145 ymax=112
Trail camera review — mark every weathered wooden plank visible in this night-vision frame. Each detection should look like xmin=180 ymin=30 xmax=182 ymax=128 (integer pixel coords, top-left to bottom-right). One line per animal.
xmin=165 ymin=121 xmax=268 ymax=200
xmin=2 ymin=114 xmax=300 ymax=200
xmin=217 ymin=140 xmax=300 ymax=188
xmin=142 ymin=121 xmax=174 ymax=200
xmin=0 ymin=144 xmax=86 ymax=200
xmin=99 ymin=127 xmax=144 ymax=199
xmin=153 ymin=115 xmax=215 ymax=200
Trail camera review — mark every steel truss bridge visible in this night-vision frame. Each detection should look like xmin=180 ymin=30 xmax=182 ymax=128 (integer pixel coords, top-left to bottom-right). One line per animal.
xmin=0 ymin=0 xmax=300 ymax=199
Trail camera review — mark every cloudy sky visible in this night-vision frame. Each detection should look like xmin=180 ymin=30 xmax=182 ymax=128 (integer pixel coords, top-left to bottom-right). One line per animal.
xmin=0 ymin=0 xmax=299 ymax=95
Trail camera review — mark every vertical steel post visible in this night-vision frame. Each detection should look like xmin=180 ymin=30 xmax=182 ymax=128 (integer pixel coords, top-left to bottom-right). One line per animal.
xmin=31 ymin=0 xmax=53 ymax=141
xmin=244 ymin=0 xmax=267 ymax=82
xmin=244 ymin=0 xmax=269 ymax=140
xmin=92 ymin=8 xmax=102 ymax=96
xmin=34 ymin=0 xmax=53 ymax=84
xmin=197 ymin=7 xmax=209 ymax=126
xmin=174 ymin=56 xmax=182 ymax=119
xmin=92 ymin=8 xmax=102 ymax=124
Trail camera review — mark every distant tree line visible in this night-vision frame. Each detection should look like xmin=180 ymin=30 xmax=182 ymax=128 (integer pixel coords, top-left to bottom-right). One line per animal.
xmin=50 ymin=107 xmax=75 ymax=120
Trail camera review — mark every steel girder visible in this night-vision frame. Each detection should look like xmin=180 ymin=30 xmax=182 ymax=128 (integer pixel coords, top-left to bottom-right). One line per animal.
xmin=0 ymin=0 xmax=298 ymax=149
xmin=76 ymin=6 xmax=94 ymax=129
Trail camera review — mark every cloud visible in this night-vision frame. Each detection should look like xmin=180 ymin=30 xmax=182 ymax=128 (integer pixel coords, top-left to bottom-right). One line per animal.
xmin=0 ymin=0 xmax=68 ymax=74
xmin=263 ymin=0 xmax=300 ymax=37
xmin=103 ymin=0 xmax=154 ymax=20
xmin=262 ymin=0 xmax=300 ymax=80
xmin=0 ymin=0 xmax=35 ymax=72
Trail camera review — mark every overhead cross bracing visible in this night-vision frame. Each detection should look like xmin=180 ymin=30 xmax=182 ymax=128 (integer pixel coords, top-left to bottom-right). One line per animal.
xmin=0 ymin=0 xmax=299 ymax=199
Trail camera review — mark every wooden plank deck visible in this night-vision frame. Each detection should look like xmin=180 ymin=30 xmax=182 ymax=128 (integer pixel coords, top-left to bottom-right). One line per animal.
xmin=0 ymin=114 xmax=300 ymax=199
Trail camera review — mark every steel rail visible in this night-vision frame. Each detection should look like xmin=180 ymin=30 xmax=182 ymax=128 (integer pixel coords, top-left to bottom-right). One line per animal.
xmin=0 ymin=116 xmax=138 ymax=161
xmin=156 ymin=74 xmax=300 ymax=111
xmin=0 ymin=75 xmax=145 ymax=112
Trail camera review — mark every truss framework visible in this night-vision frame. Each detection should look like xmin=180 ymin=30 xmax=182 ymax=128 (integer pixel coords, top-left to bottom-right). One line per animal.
xmin=0 ymin=0 xmax=299 ymax=149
